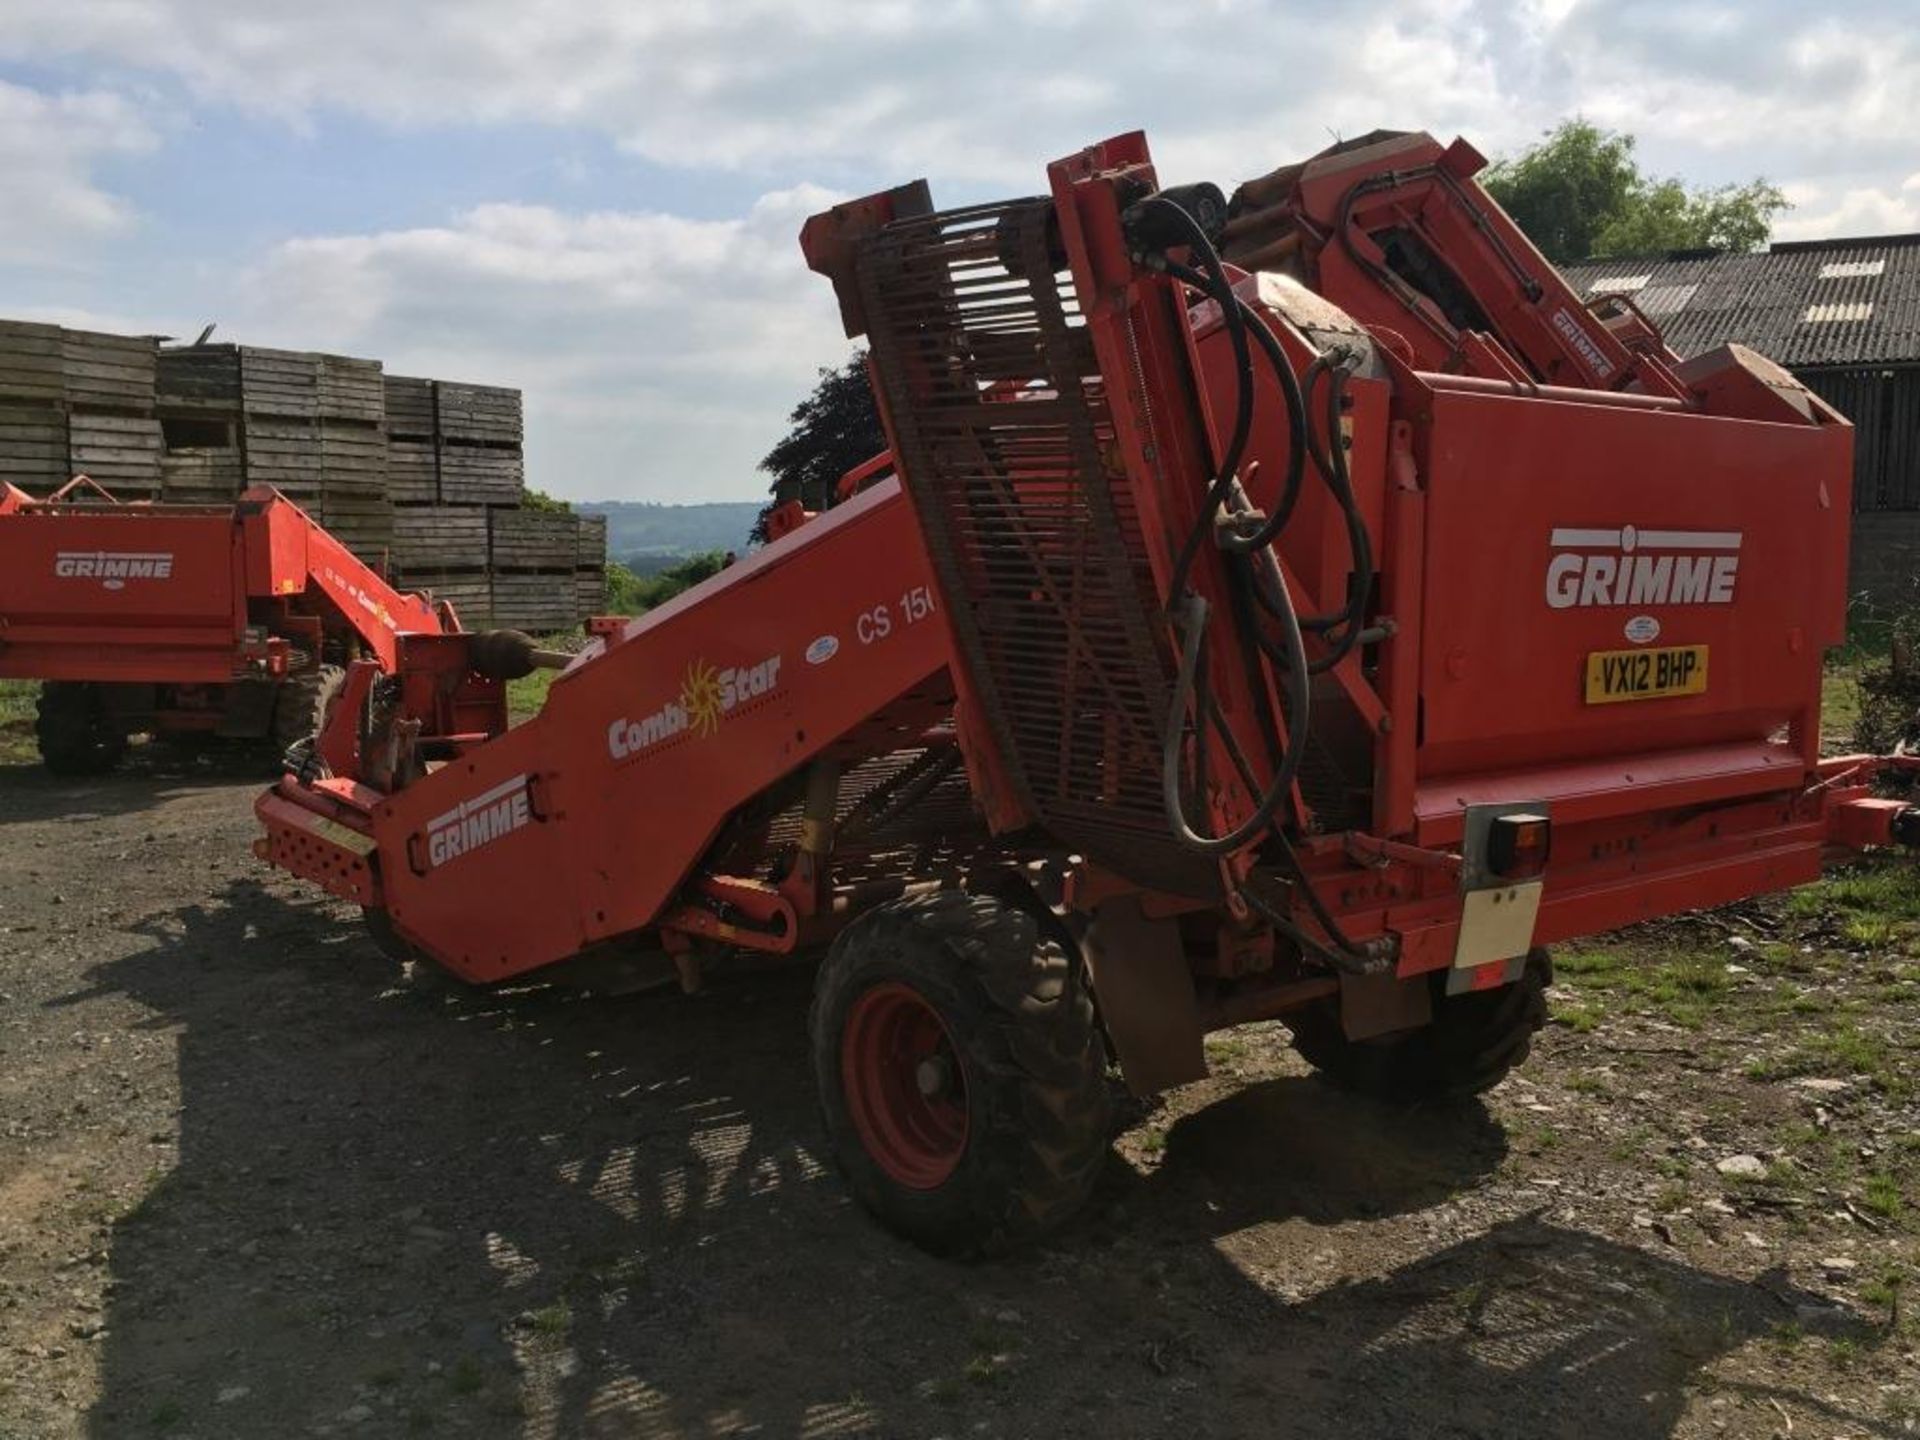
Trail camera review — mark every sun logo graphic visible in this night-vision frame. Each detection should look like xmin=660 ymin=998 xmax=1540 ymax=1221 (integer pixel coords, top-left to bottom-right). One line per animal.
xmin=607 ymin=651 xmax=784 ymax=762
xmin=680 ymin=658 xmax=727 ymax=737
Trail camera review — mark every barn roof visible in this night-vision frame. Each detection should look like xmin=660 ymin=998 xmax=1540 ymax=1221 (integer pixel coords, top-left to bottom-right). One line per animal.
xmin=1560 ymin=233 xmax=1920 ymax=368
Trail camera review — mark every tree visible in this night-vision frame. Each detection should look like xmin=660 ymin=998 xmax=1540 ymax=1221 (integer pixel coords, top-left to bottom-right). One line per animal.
xmin=1483 ymin=120 xmax=1788 ymax=264
xmin=605 ymin=552 xmax=727 ymax=614
xmin=752 ymin=354 xmax=884 ymax=543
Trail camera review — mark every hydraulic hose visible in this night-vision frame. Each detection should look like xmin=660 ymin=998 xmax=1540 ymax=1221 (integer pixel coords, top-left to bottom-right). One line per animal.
xmin=1133 ymin=192 xmax=1376 ymax=869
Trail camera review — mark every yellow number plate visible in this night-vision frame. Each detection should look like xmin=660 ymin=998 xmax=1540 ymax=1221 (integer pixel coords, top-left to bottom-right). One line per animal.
xmin=1584 ymin=644 xmax=1708 ymax=704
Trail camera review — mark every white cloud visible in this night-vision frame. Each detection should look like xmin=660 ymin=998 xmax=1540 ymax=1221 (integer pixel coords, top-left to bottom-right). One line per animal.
xmin=0 ymin=82 xmax=158 ymax=264
xmin=227 ymin=187 xmax=852 ymax=502
xmin=3 ymin=0 xmax=1918 ymax=501
xmin=1545 ymin=2 xmax=1920 ymax=176
xmin=0 ymin=1 xmax=1586 ymax=186
xmin=1773 ymin=174 xmax=1920 ymax=242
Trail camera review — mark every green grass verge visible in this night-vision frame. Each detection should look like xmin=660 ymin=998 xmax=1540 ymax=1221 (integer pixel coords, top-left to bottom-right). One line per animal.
xmin=0 ymin=678 xmax=37 ymax=762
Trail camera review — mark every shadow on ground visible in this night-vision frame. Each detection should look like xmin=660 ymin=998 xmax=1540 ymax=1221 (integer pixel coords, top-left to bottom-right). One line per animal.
xmin=0 ymin=745 xmax=280 ymax=827
xmin=68 ymin=879 xmax=1888 ymax=1439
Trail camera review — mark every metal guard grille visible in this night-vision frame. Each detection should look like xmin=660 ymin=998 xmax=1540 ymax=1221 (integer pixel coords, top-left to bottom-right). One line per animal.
xmin=856 ymin=199 xmax=1213 ymax=893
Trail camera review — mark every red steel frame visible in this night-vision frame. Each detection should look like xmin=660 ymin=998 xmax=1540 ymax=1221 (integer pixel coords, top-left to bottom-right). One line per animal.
xmin=253 ymin=129 xmax=1913 ymax=1046
xmin=0 ymin=480 xmax=444 ymax=694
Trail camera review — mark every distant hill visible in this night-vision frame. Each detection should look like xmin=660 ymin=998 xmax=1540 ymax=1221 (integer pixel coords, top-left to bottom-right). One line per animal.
xmin=577 ymin=500 xmax=761 ymax=569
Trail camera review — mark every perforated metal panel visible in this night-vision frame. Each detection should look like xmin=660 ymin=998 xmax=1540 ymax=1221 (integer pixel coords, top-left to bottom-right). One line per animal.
xmin=854 ymin=199 xmax=1207 ymax=889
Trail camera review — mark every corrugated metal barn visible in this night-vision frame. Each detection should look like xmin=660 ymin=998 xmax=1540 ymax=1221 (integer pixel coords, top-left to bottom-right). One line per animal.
xmin=1563 ymin=234 xmax=1920 ymax=608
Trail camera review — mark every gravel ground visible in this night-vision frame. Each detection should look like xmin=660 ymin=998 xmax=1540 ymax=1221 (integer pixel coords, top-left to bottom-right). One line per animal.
xmin=0 ymin=749 xmax=1915 ymax=1439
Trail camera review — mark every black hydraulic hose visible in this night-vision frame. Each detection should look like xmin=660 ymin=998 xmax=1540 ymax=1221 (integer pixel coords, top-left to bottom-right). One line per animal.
xmin=1148 ymin=204 xmax=1255 ymax=608
xmin=1140 ymin=201 xmax=1328 ymax=855
xmin=1161 ymin=530 xmax=1312 ymax=855
xmin=1268 ymin=826 xmax=1374 ymax=961
xmin=1164 ymin=259 xmax=1310 ymax=553
xmin=1238 ymin=352 xmax=1374 ymax=672
xmin=1220 ymin=294 xmax=1311 ymax=550
xmin=1297 ymin=361 xmax=1375 ymax=671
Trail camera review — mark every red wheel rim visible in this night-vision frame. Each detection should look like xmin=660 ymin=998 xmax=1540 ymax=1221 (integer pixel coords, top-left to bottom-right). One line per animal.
xmin=840 ymin=981 xmax=969 ymax=1189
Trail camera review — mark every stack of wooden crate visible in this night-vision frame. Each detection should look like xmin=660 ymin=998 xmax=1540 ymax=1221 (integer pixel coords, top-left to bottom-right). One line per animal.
xmin=488 ymin=509 xmax=579 ymax=631
xmin=0 ymin=322 xmax=161 ymax=498
xmin=314 ymin=354 xmax=390 ymax=561
xmin=383 ymin=375 xmax=438 ymax=504
xmin=156 ymin=345 xmax=243 ymax=504
xmin=65 ymin=330 xmax=162 ymax=495
xmin=436 ymin=382 xmax=524 ymax=506
xmin=237 ymin=348 xmax=324 ymax=503
xmin=9 ymin=315 xmax=610 ymax=630
xmin=0 ymin=322 xmax=69 ymax=494
xmin=391 ymin=504 xmax=491 ymax=620
xmin=576 ymin=513 xmax=609 ymax=617
xmin=155 ymin=345 xmax=392 ymax=556
xmin=384 ymin=372 xmax=495 ymax=610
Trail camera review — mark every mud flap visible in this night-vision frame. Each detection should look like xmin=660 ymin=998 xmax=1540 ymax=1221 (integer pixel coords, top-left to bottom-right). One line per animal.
xmin=1081 ymin=896 xmax=1206 ymax=1097
xmin=1339 ymin=967 xmax=1433 ymax=1040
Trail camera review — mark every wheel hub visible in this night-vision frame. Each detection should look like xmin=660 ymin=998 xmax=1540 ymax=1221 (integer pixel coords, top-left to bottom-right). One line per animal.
xmin=841 ymin=981 xmax=969 ymax=1189
xmin=914 ymin=1054 xmax=952 ymax=1098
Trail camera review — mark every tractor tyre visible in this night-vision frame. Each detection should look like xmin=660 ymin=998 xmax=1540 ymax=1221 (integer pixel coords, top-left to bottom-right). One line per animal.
xmin=272 ymin=663 xmax=345 ymax=766
xmin=1287 ymin=949 xmax=1552 ymax=1104
xmin=34 ymin=682 xmax=127 ymax=776
xmin=810 ymin=891 xmax=1111 ymax=1257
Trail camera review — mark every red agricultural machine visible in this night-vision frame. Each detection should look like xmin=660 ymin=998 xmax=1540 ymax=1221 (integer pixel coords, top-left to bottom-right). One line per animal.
xmin=0 ymin=479 xmax=447 ymax=773
xmin=256 ymin=129 xmax=1918 ymax=1254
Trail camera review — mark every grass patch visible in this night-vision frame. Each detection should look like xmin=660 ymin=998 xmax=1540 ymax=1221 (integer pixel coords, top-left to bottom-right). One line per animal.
xmin=1555 ymin=943 xmax=1736 ymax=1029
xmin=1746 ymin=1021 xmax=1910 ymax=1099
xmin=448 ymin=1357 xmax=486 ymax=1395
xmin=1555 ymin=947 xmax=1627 ymax=983
xmin=502 ymin=633 xmax=598 ymax=725
xmin=1862 ymin=1266 xmax=1906 ymax=1317
xmin=1554 ymin=1000 xmax=1601 ymax=1034
xmin=1822 ymin=665 xmax=1862 ymax=746
xmin=1204 ymin=1035 xmax=1251 ymax=1065
xmin=506 ymin=668 xmax=558 ymax=726
xmin=1862 ymin=1172 xmax=1905 ymax=1220
xmin=1824 ymin=617 xmax=1893 ymax=748
xmin=526 ymin=1301 xmax=571 ymax=1336
xmin=0 ymin=678 xmax=37 ymax=762
xmin=1786 ymin=864 xmax=1920 ymax=926
xmin=964 ymin=1353 xmax=1003 ymax=1385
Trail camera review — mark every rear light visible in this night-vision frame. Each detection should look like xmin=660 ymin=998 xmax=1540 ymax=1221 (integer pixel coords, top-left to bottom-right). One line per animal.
xmin=1488 ymin=813 xmax=1551 ymax=878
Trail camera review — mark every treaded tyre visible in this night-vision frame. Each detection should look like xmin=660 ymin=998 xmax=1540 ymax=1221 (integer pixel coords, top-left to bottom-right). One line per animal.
xmin=810 ymin=891 xmax=1111 ymax=1256
xmin=35 ymin=682 xmax=126 ymax=776
xmin=272 ymin=663 xmax=345 ymax=762
xmin=1288 ymin=949 xmax=1552 ymax=1103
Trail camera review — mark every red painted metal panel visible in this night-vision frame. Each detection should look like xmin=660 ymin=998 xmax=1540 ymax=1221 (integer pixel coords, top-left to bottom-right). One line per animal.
xmin=369 ymin=480 xmax=953 ymax=982
xmin=0 ymin=504 xmax=242 ymax=679
xmin=1415 ymin=388 xmax=1848 ymax=783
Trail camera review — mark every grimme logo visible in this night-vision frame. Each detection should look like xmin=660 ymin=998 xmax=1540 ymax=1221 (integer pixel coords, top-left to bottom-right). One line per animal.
xmin=426 ymin=774 xmax=532 ymax=868
xmin=1551 ymin=308 xmax=1614 ymax=380
xmin=1546 ymin=526 xmax=1741 ymax=609
xmin=55 ymin=550 xmax=174 ymax=590
xmin=607 ymin=653 xmax=782 ymax=761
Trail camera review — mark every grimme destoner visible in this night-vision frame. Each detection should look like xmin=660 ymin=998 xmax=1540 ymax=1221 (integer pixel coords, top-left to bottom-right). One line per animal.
xmin=249 ymin=130 xmax=1917 ymax=1253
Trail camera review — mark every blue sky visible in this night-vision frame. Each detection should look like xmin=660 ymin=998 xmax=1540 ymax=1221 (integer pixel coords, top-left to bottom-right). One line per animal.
xmin=2 ymin=0 xmax=1916 ymax=503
